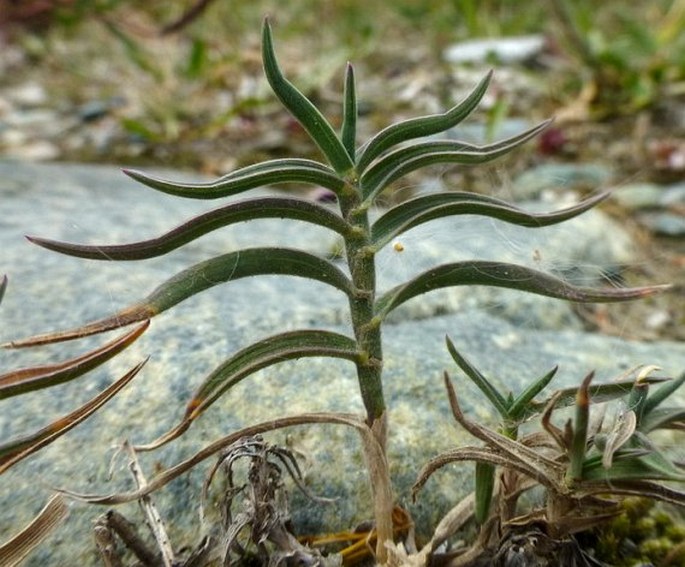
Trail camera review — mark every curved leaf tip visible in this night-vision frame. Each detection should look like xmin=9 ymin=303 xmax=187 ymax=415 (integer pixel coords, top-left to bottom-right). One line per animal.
xmin=0 ymin=321 xmax=149 ymax=398
xmin=261 ymin=15 xmax=353 ymax=174
xmin=0 ymin=359 xmax=147 ymax=474
xmin=2 ymin=306 xmax=155 ymax=348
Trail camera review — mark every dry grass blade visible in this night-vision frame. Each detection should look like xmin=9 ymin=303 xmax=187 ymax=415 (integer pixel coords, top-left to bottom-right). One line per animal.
xmin=2 ymin=305 xmax=154 ymax=348
xmin=414 ymin=446 xmax=560 ymax=497
xmin=579 ymin=480 xmax=685 ymax=507
xmin=363 ymin=411 xmax=394 ymax=564
xmin=540 ymin=391 xmax=568 ymax=450
xmin=424 ymin=493 xmax=475 ymax=555
xmin=602 ymin=409 xmax=637 ymax=469
xmin=0 ymin=494 xmax=69 ymax=567
xmin=56 ymin=413 xmax=366 ymax=505
xmin=133 ymin=418 xmax=191 ymax=452
xmin=0 ymin=360 xmax=147 ymax=474
xmin=0 ymin=322 xmax=148 ymax=397
xmin=123 ymin=441 xmax=175 ymax=566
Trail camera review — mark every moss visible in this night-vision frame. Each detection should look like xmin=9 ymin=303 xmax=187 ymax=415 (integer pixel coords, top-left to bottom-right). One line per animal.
xmin=594 ymin=498 xmax=685 ymax=566
xmin=639 ymin=536 xmax=672 ymax=562
xmin=665 ymin=523 xmax=685 ymax=542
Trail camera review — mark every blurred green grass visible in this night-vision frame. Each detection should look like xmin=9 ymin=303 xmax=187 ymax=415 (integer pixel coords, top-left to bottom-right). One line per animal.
xmin=3 ymin=0 xmax=684 ymax=168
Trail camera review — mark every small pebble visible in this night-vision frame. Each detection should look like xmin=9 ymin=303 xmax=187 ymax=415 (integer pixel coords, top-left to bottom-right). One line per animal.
xmin=443 ymin=35 xmax=545 ymax=65
xmin=645 ymin=310 xmax=672 ymax=331
xmin=77 ymin=96 xmax=126 ymax=123
xmin=661 ymin=182 xmax=685 ymax=206
xmin=4 ymin=139 xmax=60 ymax=160
xmin=0 ymin=128 xmax=28 ymax=146
xmin=637 ymin=212 xmax=685 ymax=237
xmin=1 ymin=108 xmax=58 ymax=128
xmin=5 ymin=81 xmax=47 ymax=107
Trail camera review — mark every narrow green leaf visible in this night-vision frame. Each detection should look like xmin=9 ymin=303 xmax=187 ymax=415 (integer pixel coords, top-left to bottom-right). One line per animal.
xmin=375 ymin=261 xmax=670 ymax=320
xmin=582 ymin=449 xmax=685 ymax=483
xmin=507 ymin=365 xmax=559 ymax=422
xmin=262 ymin=18 xmax=353 ymax=174
xmin=124 ymin=158 xmax=345 ymax=199
xmin=356 ymin=71 xmax=493 ymax=173
xmin=0 ymin=275 xmax=7 ymax=305
xmin=529 ymin=376 xmax=669 ymax=414
xmin=639 ymin=407 xmax=685 ymax=433
xmin=474 ymin=462 xmax=495 ymax=524
xmin=370 ymin=191 xmax=608 ymax=252
xmin=643 ymin=371 xmax=685 ymax=416
xmin=341 ymin=62 xmax=357 ymax=160
xmin=187 ymin=330 xmax=359 ymax=421
xmin=185 ymin=37 xmax=207 ymax=78
xmin=4 ymin=248 xmax=354 ymax=347
xmin=584 ymin=480 xmax=685 ymax=508
xmin=361 ymin=121 xmax=551 ymax=201
xmin=203 ymin=157 xmax=334 ymax=182
xmin=628 ymin=378 xmax=650 ymax=424
xmin=445 ymin=336 xmax=509 ymax=417
xmin=141 ymin=247 xmax=354 ymax=308
xmin=0 ymin=360 xmax=146 ymax=474
xmin=27 ymin=197 xmax=352 ymax=261
xmin=567 ymin=371 xmax=593 ymax=483
xmin=362 ymin=128 xmax=540 ymax=194
xmin=0 ymin=322 xmax=148 ymax=398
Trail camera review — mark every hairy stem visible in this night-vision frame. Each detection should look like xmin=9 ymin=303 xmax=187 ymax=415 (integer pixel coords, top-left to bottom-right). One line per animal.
xmin=339 ymin=177 xmax=393 ymax=562
xmin=339 ymin=181 xmax=386 ymax=427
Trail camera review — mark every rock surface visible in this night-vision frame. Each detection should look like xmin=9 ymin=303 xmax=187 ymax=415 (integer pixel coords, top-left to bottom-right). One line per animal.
xmin=0 ymin=160 xmax=683 ymax=565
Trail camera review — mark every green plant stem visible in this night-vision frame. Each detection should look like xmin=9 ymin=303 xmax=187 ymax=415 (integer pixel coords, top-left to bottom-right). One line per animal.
xmin=339 ymin=183 xmax=386 ymax=427
xmin=339 ymin=179 xmax=393 ymax=562
xmin=567 ymin=371 xmax=593 ymax=484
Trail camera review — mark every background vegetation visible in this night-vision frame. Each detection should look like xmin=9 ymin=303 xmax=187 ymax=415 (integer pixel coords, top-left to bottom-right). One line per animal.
xmin=2 ymin=0 xmax=684 ymax=171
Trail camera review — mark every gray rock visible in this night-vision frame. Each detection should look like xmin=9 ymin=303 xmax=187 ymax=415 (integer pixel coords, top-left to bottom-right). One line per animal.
xmin=512 ymin=162 xmax=614 ymax=200
xmin=612 ymin=183 xmax=664 ymax=210
xmin=0 ymin=161 xmax=683 ymax=566
xmin=610 ymin=182 xmax=685 ymax=236
xmin=662 ymin=182 xmax=685 ymax=207
xmin=4 ymin=81 xmax=48 ymax=107
xmin=637 ymin=211 xmax=685 ymax=236
xmin=611 ymin=181 xmax=685 ymax=212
